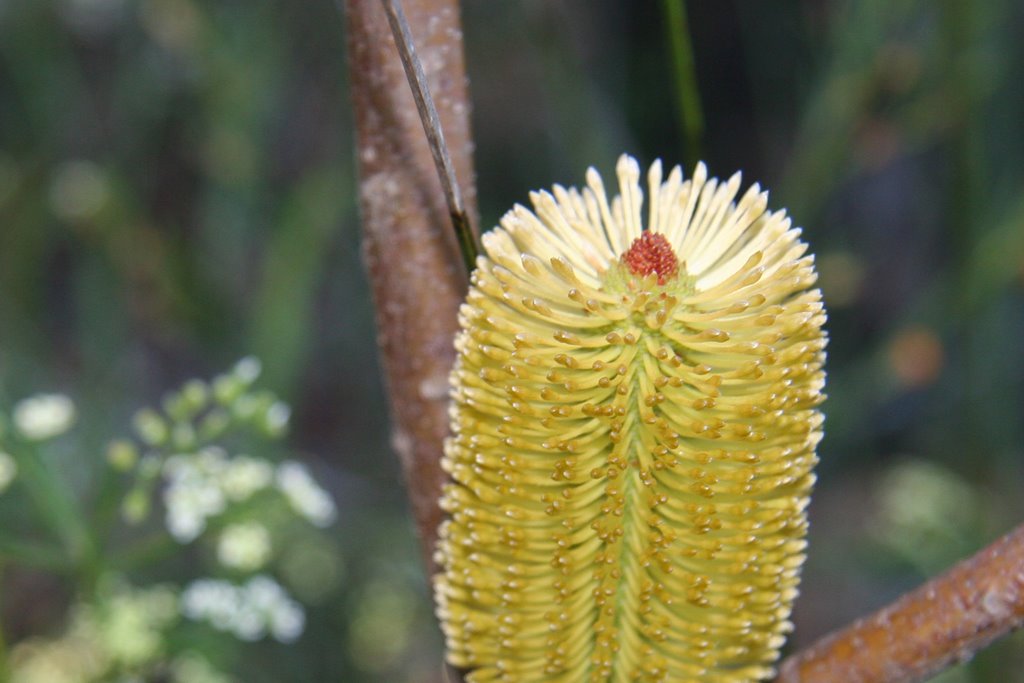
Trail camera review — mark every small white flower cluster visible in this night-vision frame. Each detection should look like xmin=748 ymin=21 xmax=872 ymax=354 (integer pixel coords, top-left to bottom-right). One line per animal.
xmin=264 ymin=402 xmax=291 ymax=436
xmin=232 ymin=357 xmax=261 ymax=385
xmin=180 ymin=576 xmax=305 ymax=643
xmin=12 ymin=393 xmax=76 ymax=441
xmin=162 ymin=448 xmax=335 ymax=544
xmin=220 ymin=455 xmax=274 ymax=501
xmin=276 ymin=462 xmax=337 ymax=528
xmin=163 ymin=448 xmax=238 ymax=543
xmin=75 ymin=583 xmax=179 ymax=668
xmin=8 ymin=581 xmax=183 ymax=683
xmin=217 ymin=522 xmax=271 ymax=571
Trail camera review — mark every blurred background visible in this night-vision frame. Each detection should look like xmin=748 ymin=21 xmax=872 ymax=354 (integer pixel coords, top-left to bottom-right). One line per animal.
xmin=1 ymin=0 xmax=1023 ymax=681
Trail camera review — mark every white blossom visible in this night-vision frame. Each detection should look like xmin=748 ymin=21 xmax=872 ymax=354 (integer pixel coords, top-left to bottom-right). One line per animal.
xmin=220 ymin=455 xmax=273 ymax=501
xmin=264 ymin=402 xmax=290 ymax=435
xmin=276 ymin=461 xmax=336 ymax=527
xmin=84 ymin=584 xmax=178 ymax=667
xmin=162 ymin=449 xmax=335 ymax=543
xmin=233 ymin=357 xmax=262 ymax=384
xmin=13 ymin=393 xmax=76 ymax=440
xmin=180 ymin=576 xmax=305 ymax=643
xmin=217 ymin=523 xmax=272 ymax=571
xmin=162 ymin=449 xmax=229 ymax=542
xmin=268 ymin=597 xmax=305 ymax=643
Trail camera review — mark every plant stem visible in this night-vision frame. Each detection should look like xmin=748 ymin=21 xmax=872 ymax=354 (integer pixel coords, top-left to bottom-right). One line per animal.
xmin=0 ymin=535 xmax=69 ymax=571
xmin=661 ymin=0 xmax=704 ymax=169
xmin=380 ymin=0 xmax=479 ymax=275
xmin=345 ymin=2 xmax=475 ymax=679
xmin=343 ymin=0 xmax=475 ymax=576
xmin=777 ymin=522 xmax=1024 ymax=683
xmin=9 ymin=444 xmax=96 ymax=581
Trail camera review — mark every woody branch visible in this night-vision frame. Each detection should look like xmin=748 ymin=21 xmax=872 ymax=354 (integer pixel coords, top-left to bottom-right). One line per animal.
xmin=343 ymin=0 xmax=476 ymax=576
xmin=776 ymin=521 xmax=1024 ymax=683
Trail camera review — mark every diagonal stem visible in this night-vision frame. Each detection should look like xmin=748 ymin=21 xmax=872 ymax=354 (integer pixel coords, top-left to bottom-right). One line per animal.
xmin=777 ymin=522 xmax=1024 ymax=683
xmin=379 ymin=0 xmax=479 ymax=275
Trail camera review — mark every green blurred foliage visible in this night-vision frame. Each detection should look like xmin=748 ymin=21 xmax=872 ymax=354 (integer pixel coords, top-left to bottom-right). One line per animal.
xmin=1 ymin=0 xmax=1023 ymax=680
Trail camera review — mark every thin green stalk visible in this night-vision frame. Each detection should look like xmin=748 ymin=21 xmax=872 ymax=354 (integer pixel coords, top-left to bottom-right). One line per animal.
xmin=91 ymin=456 xmax=134 ymax=564
xmin=109 ymin=531 xmax=178 ymax=573
xmin=110 ymin=492 xmax=280 ymax=571
xmin=8 ymin=444 xmax=97 ymax=583
xmin=661 ymin=0 xmax=705 ymax=169
xmin=380 ymin=0 xmax=479 ymax=275
xmin=940 ymin=0 xmax=986 ymax=469
xmin=0 ymin=535 xmax=69 ymax=571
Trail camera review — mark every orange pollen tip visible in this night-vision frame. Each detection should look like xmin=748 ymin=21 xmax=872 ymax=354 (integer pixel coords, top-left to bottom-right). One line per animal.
xmin=622 ymin=232 xmax=679 ymax=285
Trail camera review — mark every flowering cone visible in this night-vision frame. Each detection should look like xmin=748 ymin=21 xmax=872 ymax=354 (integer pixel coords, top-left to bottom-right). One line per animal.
xmin=435 ymin=156 xmax=827 ymax=682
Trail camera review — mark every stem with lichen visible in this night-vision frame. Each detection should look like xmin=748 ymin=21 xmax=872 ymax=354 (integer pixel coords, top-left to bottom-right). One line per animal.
xmin=342 ymin=0 xmax=475 ymax=583
xmin=344 ymin=4 xmax=474 ymax=679
xmin=776 ymin=522 xmax=1024 ymax=683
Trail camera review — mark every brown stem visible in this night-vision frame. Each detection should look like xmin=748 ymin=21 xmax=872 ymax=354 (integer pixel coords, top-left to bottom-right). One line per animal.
xmin=343 ymin=0 xmax=476 ymax=574
xmin=777 ymin=522 xmax=1024 ymax=683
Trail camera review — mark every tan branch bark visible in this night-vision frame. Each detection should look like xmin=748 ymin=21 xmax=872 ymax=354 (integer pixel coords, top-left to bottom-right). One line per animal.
xmin=777 ymin=522 xmax=1024 ymax=683
xmin=344 ymin=0 xmax=476 ymax=574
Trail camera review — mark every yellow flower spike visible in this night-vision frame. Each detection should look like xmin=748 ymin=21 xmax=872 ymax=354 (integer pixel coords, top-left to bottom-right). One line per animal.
xmin=435 ymin=155 xmax=827 ymax=683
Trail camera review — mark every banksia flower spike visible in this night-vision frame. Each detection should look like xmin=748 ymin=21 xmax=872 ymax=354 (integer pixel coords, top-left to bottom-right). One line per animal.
xmin=435 ymin=155 xmax=827 ymax=682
